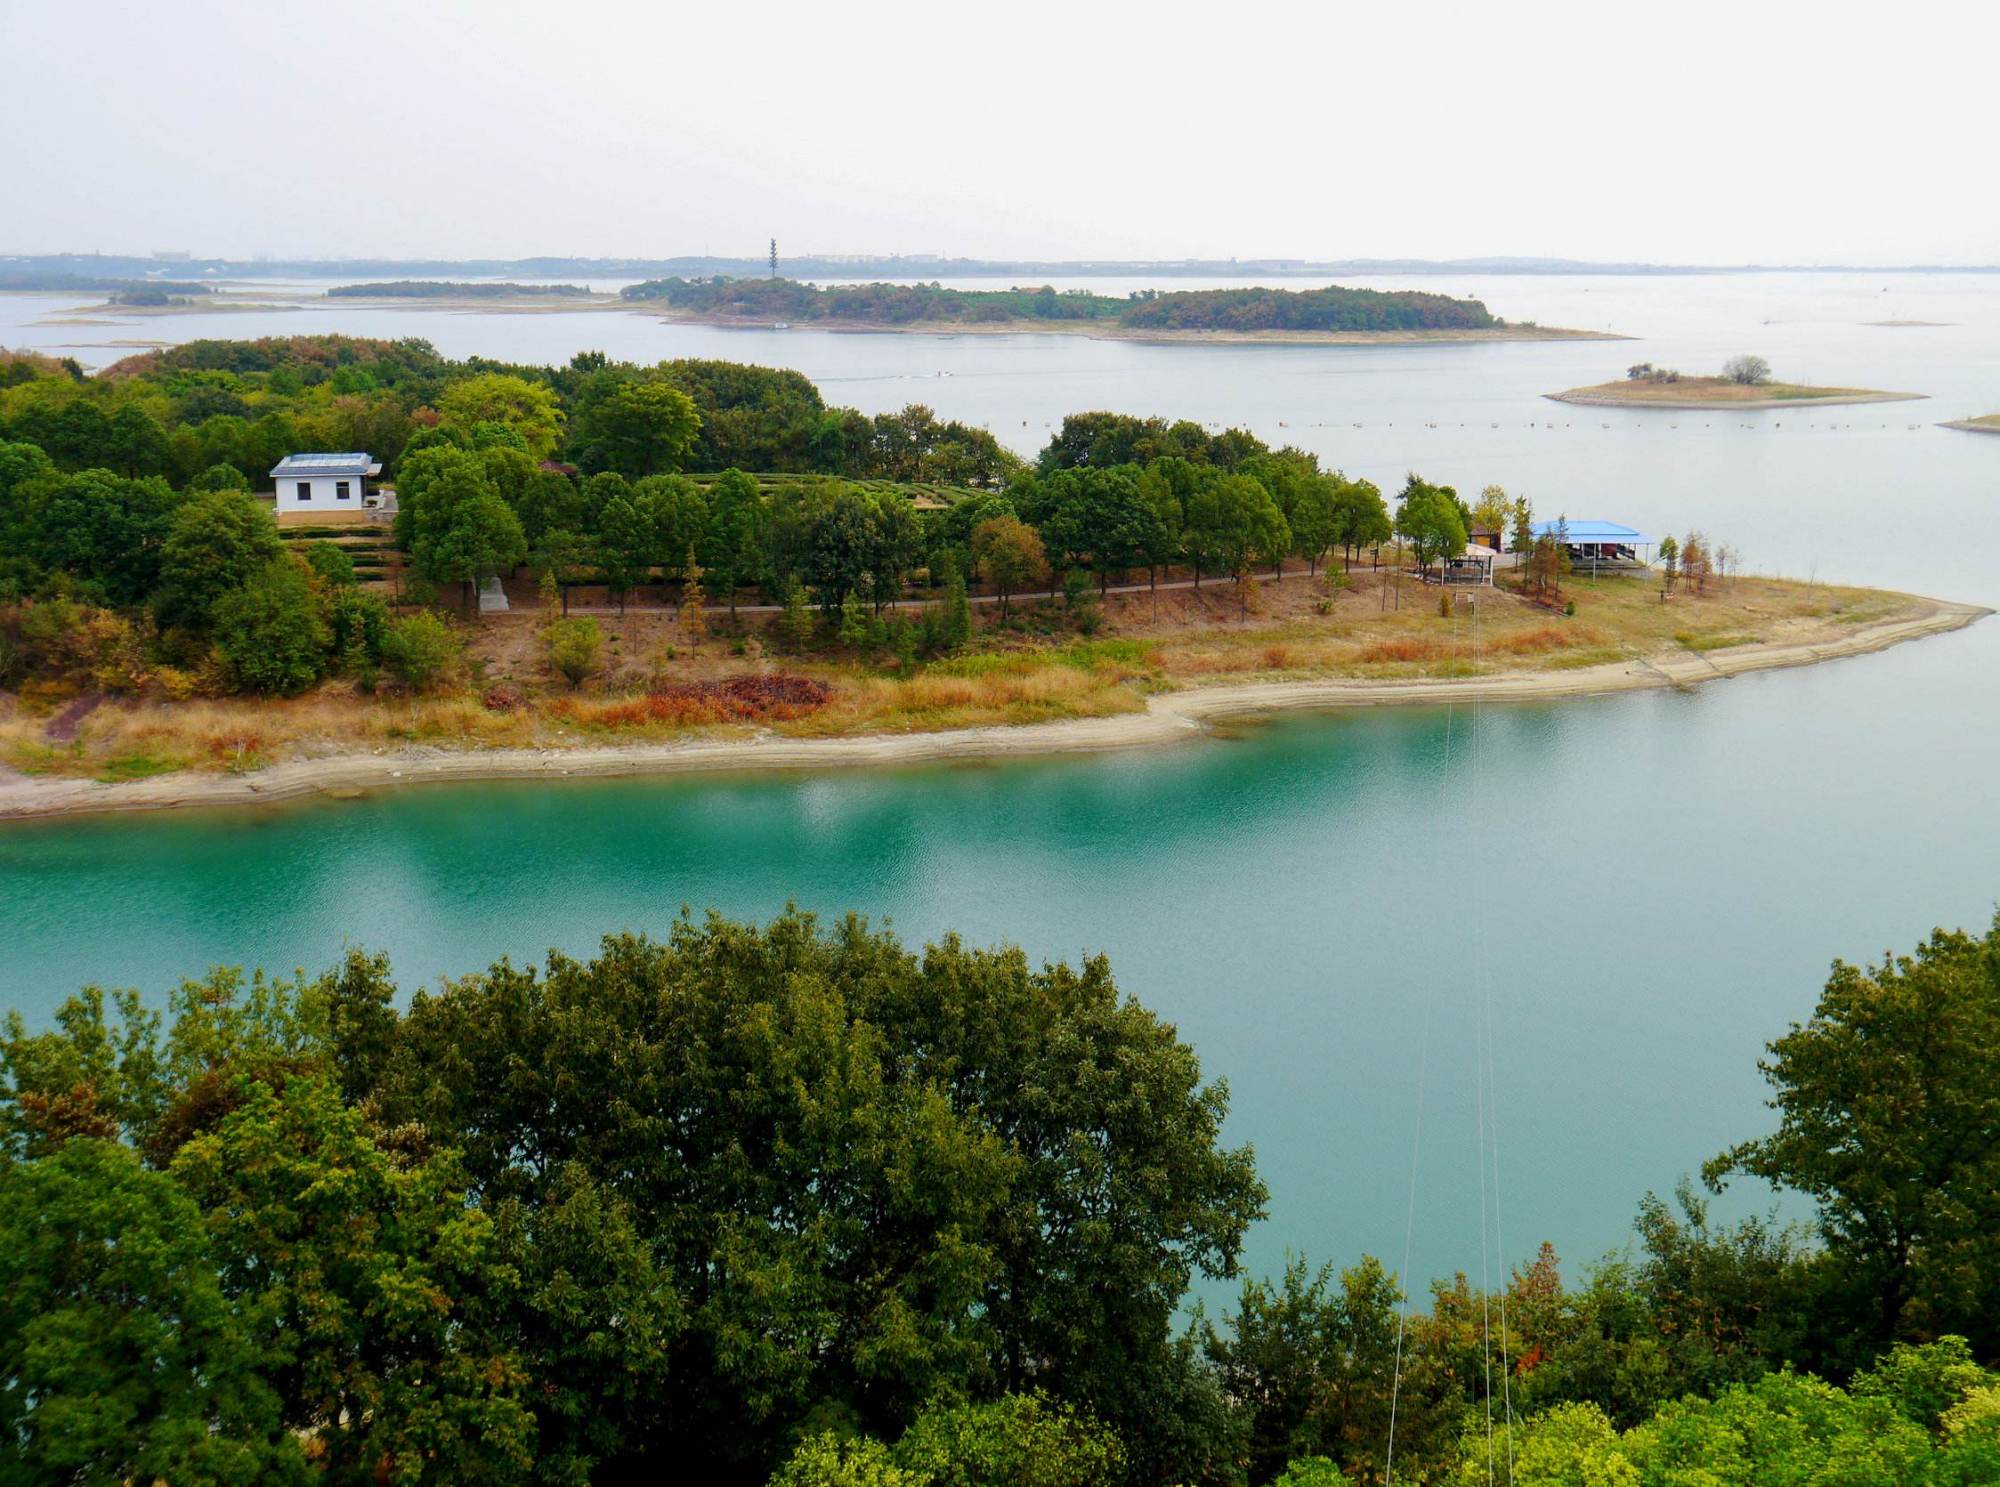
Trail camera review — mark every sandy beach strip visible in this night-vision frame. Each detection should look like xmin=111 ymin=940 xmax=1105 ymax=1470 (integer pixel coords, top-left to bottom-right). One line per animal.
xmin=0 ymin=600 xmax=1982 ymax=824
xmin=1548 ymin=388 xmax=1928 ymax=411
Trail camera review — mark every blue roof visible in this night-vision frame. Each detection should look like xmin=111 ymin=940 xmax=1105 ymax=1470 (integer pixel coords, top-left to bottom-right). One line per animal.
xmin=270 ymin=452 xmax=372 ymax=477
xmin=1530 ymin=519 xmax=1651 ymax=543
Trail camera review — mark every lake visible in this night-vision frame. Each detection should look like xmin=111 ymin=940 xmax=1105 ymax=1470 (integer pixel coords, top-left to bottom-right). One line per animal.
xmin=4 ymin=271 xmax=1998 ymax=1294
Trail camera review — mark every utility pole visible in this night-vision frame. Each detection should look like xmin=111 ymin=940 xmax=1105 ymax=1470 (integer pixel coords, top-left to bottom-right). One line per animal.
xmin=769 ymin=238 xmax=777 ymax=279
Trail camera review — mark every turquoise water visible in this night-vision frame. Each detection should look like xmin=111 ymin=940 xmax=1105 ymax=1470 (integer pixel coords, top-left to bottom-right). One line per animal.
xmin=5 ymin=269 xmax=1999 ymax=1287
xmin=5 ymin=626 xmax=1996 ymax=1289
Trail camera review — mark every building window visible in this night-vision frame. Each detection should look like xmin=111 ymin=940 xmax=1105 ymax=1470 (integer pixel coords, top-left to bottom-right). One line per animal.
xmin=335 ymin=481 xmax=351 ymax=501
xmin=297 ymin=482 xmax=312 ymax=503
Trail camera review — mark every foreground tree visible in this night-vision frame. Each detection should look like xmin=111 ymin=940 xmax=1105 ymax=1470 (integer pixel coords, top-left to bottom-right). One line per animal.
xmin=1706 ymin=917 xmax=2000 ymax=1357
xmin=971 ymin=513 xmax=1045 ymax=616
xmin=155 ymin=487 xmax=285 ymax=633
xmin=212 ymin=557 xmax=330 ymax=696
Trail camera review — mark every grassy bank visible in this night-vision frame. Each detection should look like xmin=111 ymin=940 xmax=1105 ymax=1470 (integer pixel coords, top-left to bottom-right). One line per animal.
xmin=0 ymin=567 xmax=1958 ymax=788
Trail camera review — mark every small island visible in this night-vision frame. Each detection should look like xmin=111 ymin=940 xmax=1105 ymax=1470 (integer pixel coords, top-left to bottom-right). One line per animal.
xmin=1939 ymin=414 xmax=2000 ymax=435
xmin=622 ymin=276 xmax=1622 ymax=345
xmin=1550 ymin=357 xmax=1925 ymax=410
xmin=325 ymin=280 xmax=594 ymax=299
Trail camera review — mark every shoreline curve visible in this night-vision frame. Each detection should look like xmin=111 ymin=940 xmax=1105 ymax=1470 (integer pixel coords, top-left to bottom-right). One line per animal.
xmin=1548 ymin=388 xmax=1927 ymax=411
xmin=0 ymin=600 xmax=1985 ymax=824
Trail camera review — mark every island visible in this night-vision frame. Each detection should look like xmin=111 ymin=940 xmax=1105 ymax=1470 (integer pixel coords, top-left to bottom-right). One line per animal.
xmin=325 ymin=280 xmax=594 ymax=299
xmin=1550 ymin=357 xmax=1925 ymax=409
xmin=1940 ymin=414 xmax=2000 ymax=435
xmin=620 ymin=276 xmax=1622 ymax=345
xmin=0 ymin=335 xmax=1980 ymax=820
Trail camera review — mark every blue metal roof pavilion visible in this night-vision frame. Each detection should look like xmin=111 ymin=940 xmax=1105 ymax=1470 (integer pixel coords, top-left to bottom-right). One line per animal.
xmin=1529 ymin=519 xmax=1651 ymax=545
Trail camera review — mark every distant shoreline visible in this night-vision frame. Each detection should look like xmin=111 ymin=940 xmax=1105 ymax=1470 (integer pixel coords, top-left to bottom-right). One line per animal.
xmin=1939 ymin=417 xmax=2000 ymax=435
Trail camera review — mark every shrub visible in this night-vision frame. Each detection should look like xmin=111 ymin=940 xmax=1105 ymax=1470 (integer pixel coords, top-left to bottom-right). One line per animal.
xmin=211 ymin=560 xmax=329 ymax=697
xmin=379 ymin=612 xmax=460 ymax=693
xmin=304 ymin=541 xmax=357 ymax=586
xmin=543 ymin=617 xmax=603 ymax=689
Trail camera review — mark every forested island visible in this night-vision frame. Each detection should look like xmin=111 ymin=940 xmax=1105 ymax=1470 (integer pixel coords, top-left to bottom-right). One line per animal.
xmin=620 ymin=277 xmax=1616 ymax=343
xmin=0 ymin=334 xmax=1976 ymax=816
xmin=3 ymin=905 xmax=1998 ymax=1485
xmin=1553 ymin=357 xmax=1925 ymax=409
xmin=326 ymin=280 xmax=594 ymax=299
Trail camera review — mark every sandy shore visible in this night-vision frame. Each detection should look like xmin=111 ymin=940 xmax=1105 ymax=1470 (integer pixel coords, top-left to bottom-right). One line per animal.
xmin=0 ymin=600 xmax=1982 ymax=824
xmin=1939 ymin=418 xmax=2000 ymax=435
xmin=1549 ymin=386 xmax=1928 ymax=411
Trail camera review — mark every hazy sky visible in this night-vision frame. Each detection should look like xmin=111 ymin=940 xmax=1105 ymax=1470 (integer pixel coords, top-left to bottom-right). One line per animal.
xmin=5 ymin=0 xmax=1995 ymax=266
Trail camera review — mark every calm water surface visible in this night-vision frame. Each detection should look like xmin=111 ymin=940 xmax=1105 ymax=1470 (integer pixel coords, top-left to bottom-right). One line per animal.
xmin=3 ymin=272 xmax=1998 ymax=1289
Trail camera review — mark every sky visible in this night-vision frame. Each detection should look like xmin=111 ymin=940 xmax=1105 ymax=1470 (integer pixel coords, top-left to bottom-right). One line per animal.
xmin=4 ymin=0 xmax=1996 ymax=267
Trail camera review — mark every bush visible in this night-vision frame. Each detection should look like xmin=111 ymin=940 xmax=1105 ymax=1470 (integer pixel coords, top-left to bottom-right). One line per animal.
xmin=1723 ymin=354 xmax=1772 ymax=386
xmin=211 ymin=560 xmax=330 ymax=696
xmin=543 ymin=616 xmax=603 ymax=689
xmin=304 ymin=541 xmax=356 ymax=586
xmin=379 ymin=611 xmax=459 ymax=692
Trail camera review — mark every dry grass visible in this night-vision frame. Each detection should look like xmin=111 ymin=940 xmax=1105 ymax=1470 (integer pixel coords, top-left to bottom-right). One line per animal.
xmin=0 ymin=569 xmax=1929 ymax=780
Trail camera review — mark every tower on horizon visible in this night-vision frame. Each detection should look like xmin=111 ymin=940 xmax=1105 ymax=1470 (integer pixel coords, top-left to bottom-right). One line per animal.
xmin=769 ymin=238 xmax=777 ymax=278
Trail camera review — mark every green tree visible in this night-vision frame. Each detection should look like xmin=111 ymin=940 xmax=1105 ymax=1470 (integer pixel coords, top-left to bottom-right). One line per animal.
xmin=379 ymin=611 xmax=460 ymax=692
xmin=436 ymin=372 xmax=563 ymax=460
xmin=1393 ymin=476 xmax=1467 ymax=578
xmin=571 ymin=376 xmax=702 ymax=476
xmin=172 ymin=1077 xmax=535 ymax=1485
xmin=891 ymin=1392 xmax=1123 ymax=1487
xmin=212 ymin=558 xmax=331 ymax=696
xmin=156 ymin=487 xmax=285 ymax=633
xmin=1186 ymin=473 xmax=1290 ymax=615
xmin=1705 ymin=918 xmax=2000 ymax=1356
xmin=1038 ymin=466 xmax=1165 ymax=595
xmin=187 ymin=460 xmax=251 ymax=493
xmin=779 ymin=575 xmax=815 ymax=648
xmin=399 ymin=447 xmax=528 ymax=613
xmin=0 ymin=1140 xmax=303 ymax=1485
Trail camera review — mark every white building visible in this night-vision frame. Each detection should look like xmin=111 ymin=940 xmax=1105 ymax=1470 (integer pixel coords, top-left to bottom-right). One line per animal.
xmin=269 ymin=453 xmax=381 ymax=519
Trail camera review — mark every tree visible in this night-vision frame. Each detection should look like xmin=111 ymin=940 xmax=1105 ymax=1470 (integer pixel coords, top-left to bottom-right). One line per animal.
xmin=19 ymin=469 xmax=179 ymax=606
xmin=436 ymin=372 xmax=563 ymax=460
xmin=212 ymin=558 xmax=330 ymax=696
xmin=1705 ymin=917 xmax=2000 ymax=1356
xmin=156 ymin=488 xmax=285 ymax=633
xmin=1037 ymin=466 xmax=1163 ymax=594
xmin=171 ymin=1077 xmax=535 ymax=1485
xmin=571 ymin=377 xmax=701 ymax=476
xmin=1723 ymin=355 xmax=1772 ymax=387
xmin=1471 ymin=483 xmax=1511 ymax=535
xmin=1658 ymin=533 xmax=1680 ymax=592
xmin=596 ymin=494 xmax=651 ymax=612
xmin=1394 ymin=476 xmax=1467 ymax=579
xmin=702 ymin=467 xmax=767 ymax=616
xmin=379 ymin=611 xmax=460 ymax=692
xmin=365 ymin=911 xmax=1264 ymax=1482
xmin=0 ymin=1140 xmax=302 ymax=1485
xmin=1186 ymin=474 xmax=1291 ymax=616
xmin=778 ymin=576 xmax=815 ymax=648
xmin=187 ymin=461 xmax=251 ymax=493
xmin=1332 ymin=478 xmax=1391 ymax=571
xmin=544 ymin=616 xmax=603 ymax=688
xmin=680 ymin=543 xmax=707 ymax=641
xmin=1509 ymin=495 xmax=1535 ymax=559
xmin=400 ymin=448 xmax=528 ymax=613
xmin=971 ymin=514 xmax=1045 ymax=617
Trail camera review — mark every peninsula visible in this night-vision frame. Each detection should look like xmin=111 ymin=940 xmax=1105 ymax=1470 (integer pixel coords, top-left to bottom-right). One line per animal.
xmin=1940 ymin=414 xmax=2000 ymax=434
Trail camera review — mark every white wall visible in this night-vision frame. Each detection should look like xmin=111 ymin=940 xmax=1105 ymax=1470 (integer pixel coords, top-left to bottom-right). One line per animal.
xmin=274 ymin=473 xmax=367 ymax=512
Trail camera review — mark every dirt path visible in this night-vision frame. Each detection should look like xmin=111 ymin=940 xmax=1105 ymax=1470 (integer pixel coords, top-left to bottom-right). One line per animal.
xmin=0 ymin=600 xmax=1983 ymax=824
